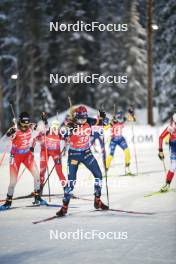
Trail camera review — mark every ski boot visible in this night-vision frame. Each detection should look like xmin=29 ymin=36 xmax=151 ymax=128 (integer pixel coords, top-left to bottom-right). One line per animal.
xmin=33 ymin=190 xmax=48 ymax=206
xmin=56 ymin=200 xmax=69 ymax=217
xmin=0 ymin=195 xmax=12 ymax=211
xmin=125 ymin=163 xmax=134 ymax=176
xmin=94 ymin=196 xmax=109 ymax=210
xmin=160 ymin=183 xmax=170 ymax=192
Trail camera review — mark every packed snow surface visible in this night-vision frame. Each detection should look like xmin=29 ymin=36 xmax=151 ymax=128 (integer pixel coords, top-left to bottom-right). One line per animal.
xmin=0 ymin=134 xmax=176 ymax=264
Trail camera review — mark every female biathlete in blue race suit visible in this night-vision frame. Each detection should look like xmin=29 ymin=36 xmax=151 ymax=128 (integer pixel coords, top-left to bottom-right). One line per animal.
xmin=56 ymin=105 xmax=109 ymax=217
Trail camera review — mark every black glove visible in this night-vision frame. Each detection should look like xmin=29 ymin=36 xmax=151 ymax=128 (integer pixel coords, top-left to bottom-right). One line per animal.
xmin=41 ymin=112 xmax=48 ymax=125
xmin=67 ymin=121 xmax=77 ymax=129
xmin=158 ymin=149 xmax=164 ymax=160
xmin=99 ymin=110 xmax=106 ymax=119
xmin=128 ymin=107 xmax=134 ymax=115
xmin=30 ymin=147 xmax=34 ymax=153
xmin=6 ymin=127 xmax=16 ymax=137
xmin=128 ymin=108 xmax=136 ymax=122
xmin=33 ymin=123 xmax=38 ymax=130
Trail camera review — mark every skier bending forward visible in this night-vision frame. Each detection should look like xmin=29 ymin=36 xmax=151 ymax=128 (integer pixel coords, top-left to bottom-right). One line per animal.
xmin=106 ymin=111 xmax=132 ymax=175
xmin=56 ymin=105 xmax=109 ymax=217
xmin=32 ymin=119 xmax=66 ymax=192
xmin=158 ymin=113 xmax=176 ymax=192
xmin=0 ymin=112 xmax=47 ymax=210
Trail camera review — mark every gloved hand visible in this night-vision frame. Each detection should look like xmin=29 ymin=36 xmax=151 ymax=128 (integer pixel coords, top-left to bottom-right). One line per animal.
xmin=99 ymin=110 xmax=106 ymax=119
xmin=158 ymin=149 xmax=164 ymax=160
xmin=6 ymin=127 xmax=16 ymax=137
xmin=30 ymin=147 xmax=34 ymax=153
xmin=69 ymin=122 xmax=78 ymax=130
xmin=128 ymin=107 xmax=134 ymax=115
xmin=128 ymin=108 xmax=136 ymax=122
xmin=41 ymin=112 xmax=48 ymax=125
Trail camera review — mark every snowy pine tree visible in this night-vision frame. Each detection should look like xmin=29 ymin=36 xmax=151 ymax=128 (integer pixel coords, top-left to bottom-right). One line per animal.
xmin=119 ymin=0 xmax=147 ymax=109
xmin=153 ymin=0 xmax=176 ymax=121
xmin=46 ymin=0 xmax=99 ymax=108
xmin=0 ymin=0 xmax=21 ymax=129
xmin=95 ymin=0 xmax=124 ymax=112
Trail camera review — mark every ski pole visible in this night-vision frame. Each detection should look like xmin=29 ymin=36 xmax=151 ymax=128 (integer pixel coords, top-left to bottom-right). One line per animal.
xmin=162 ymin=159 xmax=167 ymax=173
xmin=44 ymin=127 xmax=51 ymax=202
xmin=39 ymin=111 xmax=51 ymax=201
xmin=102 ymin=135 xmax=109 ymax=208
xmin=68 ymin=96 xmax=72 ymax=109
xmin=68 ymin=96 xmax=74 ymax=120
xmin=40 ymin=143 xmax=67 ymax=194
xmin=99 ymin=105 xmax=110 ymax=207
xmin=0 ymin=143 xmax=11 ymax=167
xmin=17 ymin=166 xmax=26 ymax=182
xmin=128 ymin=107 xmax=139 ymax=175
xmin=9 ymin=104 xmax=18 ymax=129
xmin=131 ymin=122 xmax=139 ymax=175
xmin=113 ymin=103 xmax=117 ymax=119
xmin=41 ymin=163 xmax=55 ymax=194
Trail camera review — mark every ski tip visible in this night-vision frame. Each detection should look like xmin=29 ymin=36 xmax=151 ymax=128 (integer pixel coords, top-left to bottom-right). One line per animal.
xmin=109 ymin=209 xmax=155 ymax=215
xmin=144 ymin=194 xmax=153 ymax=198
xmin=144 ymin=191 xmax=163 ymax=197
xmin=32 ymin=215 xmax=64 ymax=224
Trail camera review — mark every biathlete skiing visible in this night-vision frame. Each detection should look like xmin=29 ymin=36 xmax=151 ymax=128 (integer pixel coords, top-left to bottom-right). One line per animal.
xmin=32 ymin=116 xmax=66 ymax=192
xmin=56 ymin=105 xmax=109 ymax=217
xmin=0 ymin=112 xmax=47 ymax=210
xmin=106 ymin=110 xmax=135 ymax=175
xmin=158 ymin=113 xmax=176 ymax=192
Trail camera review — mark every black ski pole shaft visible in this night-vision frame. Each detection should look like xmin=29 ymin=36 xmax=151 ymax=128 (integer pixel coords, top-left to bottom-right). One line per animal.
xmin=102 ymin=136 xmax=110 ymax=208
xmin=99 ymin=105 xmax=110 ymax=207
xmin=10 ymin=103 xmax=16 ymax=119
xmin=113 ymin=103 xmax=117 ymax=118
xmin=41 ymin=163 xmax=55 ymax=194
xmin=44 ymin=137 xmax=51 ymax=201
xmin=40 ymin=144 xmax=67 ymax=194
xmin=42 ymin=114 xmax=51 ymax=201
xmin=47 ymin=171 xmax=51 ymax=202
xmin=9 ymin=103 xmax=17 ymax=128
